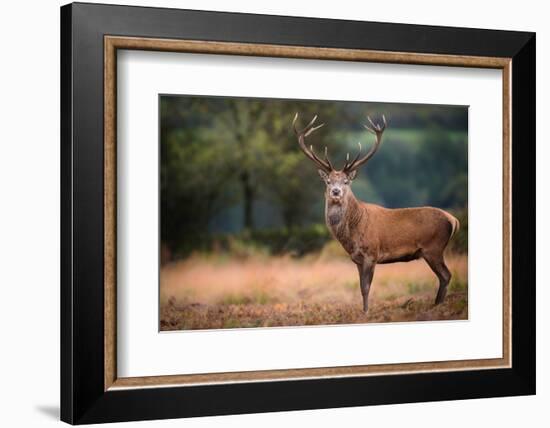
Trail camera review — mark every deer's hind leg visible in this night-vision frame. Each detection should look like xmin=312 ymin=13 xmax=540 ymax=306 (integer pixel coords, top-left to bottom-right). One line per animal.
xmin=422 ymin=252 xmax=451 ymax=305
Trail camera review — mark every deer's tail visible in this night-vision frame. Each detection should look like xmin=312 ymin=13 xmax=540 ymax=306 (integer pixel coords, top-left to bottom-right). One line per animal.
xmin=448 ymin=214 xmax=460 ymax=239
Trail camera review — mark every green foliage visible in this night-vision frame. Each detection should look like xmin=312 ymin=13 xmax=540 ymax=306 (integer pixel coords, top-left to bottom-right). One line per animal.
xmin=266 ymin=151 xmax=319 ymax=227
xmin=452 ymin=297 xmax=468 ymax=314
xmin=249 ymin=224 xmax=331 ymax=256
xmin=339 ymin=127 xmax=468 ymax=208
xmin=209 ymin=224 xmax=332 ymax=258
xmin=160 ymin=99 xmax=239 ymax=252
xmin=223 ymin=235 xmax=270 ymax=259
xmin=406 ymin=282 xmax=432 ymax=294
xmin=160 ymin=96 xmax=468 ymax=259
xmin=449 ymin=273 xmax=468 ymax=292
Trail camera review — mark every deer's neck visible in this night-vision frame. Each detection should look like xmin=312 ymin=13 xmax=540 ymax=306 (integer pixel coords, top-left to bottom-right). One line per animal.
xmin=325 ymin=191 xmax=363 ymax=245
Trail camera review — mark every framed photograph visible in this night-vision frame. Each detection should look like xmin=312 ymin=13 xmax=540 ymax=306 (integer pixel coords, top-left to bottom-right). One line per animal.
xmin=60 ymin=2 xmax=535 ymax=424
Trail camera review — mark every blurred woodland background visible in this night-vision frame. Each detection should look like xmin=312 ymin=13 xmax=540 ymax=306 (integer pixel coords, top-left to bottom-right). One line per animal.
xmin=160 ymin=95 xmax=468 ymax=330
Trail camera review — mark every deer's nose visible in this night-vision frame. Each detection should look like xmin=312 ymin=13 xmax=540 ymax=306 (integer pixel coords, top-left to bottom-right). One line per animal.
xmin=331 ymin=188 xmax=341 ymax=196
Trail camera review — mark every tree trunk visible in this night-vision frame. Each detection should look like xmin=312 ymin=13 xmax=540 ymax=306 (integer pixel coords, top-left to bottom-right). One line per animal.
xmin=282 ymin=208 xmax=296 ymax=230
xmin=240 ymin=170 xmax=254 ymax=230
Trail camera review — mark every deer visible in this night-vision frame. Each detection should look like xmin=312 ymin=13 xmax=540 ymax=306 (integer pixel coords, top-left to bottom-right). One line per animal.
xmin=292 ymin=113 xmax=460 ymax=314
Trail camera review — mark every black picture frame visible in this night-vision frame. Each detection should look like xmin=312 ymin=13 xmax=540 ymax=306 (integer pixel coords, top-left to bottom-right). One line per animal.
xmin=61 ymin=2 xmax=535 ymax=424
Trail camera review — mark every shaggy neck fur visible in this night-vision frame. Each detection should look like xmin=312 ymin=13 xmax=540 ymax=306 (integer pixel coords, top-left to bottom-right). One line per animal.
xmin=325 ymin=190 xmax=364 ymax=247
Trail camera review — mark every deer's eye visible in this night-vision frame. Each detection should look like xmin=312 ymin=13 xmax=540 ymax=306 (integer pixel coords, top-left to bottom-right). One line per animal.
xmin=344 ymin=179 xmax=349 ymax=185
xmin=326 ymin=180 xmax=331 ymax=185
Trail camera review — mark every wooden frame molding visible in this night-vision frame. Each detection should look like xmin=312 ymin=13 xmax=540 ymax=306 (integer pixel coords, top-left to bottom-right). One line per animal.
xmin=104 ymin=35 xmax=512 ymax=391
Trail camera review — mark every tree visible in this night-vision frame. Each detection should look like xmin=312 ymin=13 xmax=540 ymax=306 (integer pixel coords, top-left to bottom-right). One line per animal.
xmin=160 ymin=98 xmax=237 ymax=255
xmin=160 ymin=95 xmax=469 ymax=257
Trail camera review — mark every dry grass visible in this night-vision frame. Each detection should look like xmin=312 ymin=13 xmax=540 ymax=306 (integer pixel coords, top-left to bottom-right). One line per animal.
xmin=160 ymin=249 xmax=468 ymax=331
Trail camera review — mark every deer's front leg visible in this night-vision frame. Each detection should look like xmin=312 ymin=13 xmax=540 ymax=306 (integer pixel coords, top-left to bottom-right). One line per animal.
xmin=357 ymin=262 xmax=376 ymax=313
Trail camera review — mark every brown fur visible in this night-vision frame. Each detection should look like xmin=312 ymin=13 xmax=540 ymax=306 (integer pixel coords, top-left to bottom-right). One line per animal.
xmin=293 ymin=113 xmax=459 ymax=313
xmin=322 ymin=170 xmax=459 ymax=313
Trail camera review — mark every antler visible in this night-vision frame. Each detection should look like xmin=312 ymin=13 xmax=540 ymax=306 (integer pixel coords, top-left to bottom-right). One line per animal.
xmin=343 ymin=115 xmax=387 ymax=173
xmin=292 ymin=113 xmax=333 ymax=172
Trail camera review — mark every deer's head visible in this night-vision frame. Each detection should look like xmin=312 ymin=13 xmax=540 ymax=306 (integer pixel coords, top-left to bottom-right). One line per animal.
xmin=292 ymin=113 xmax=386 ymax=204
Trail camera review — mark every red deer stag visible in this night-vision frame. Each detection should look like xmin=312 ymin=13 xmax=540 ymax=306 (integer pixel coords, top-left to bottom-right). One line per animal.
xmin=292 ymin=113 xmax=460 ymax=313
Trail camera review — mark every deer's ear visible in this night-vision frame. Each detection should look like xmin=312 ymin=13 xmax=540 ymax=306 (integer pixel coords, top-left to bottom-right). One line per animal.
xmin=318 ymin=169 xmax=329 ymax=182
xmin=347 ymin=170 xmax=357 ymax=181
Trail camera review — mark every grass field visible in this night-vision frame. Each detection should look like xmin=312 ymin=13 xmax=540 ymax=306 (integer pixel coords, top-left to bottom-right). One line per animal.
xmin=160 ymin=245 xmax=468 ymax=331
